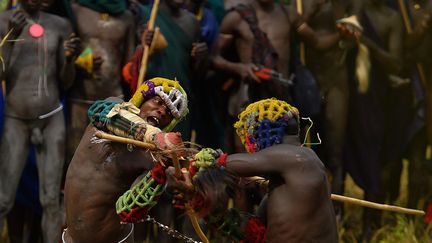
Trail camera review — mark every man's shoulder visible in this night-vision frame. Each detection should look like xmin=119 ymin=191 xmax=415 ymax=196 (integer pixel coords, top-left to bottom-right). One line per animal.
xmin=0 ymin=10 xmax=13 ymax=21
xmin=42 ymin=12 xmax=70 ymax=25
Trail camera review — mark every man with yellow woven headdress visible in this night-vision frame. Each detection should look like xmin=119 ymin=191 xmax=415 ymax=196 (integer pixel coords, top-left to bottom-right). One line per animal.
xmin=167 ymin=98 xmax=338 ymax=242
xmin=62 ymin=77 xmax=189 ymax=242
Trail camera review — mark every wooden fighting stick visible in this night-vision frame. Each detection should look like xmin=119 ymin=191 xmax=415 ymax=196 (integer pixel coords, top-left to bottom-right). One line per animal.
xmin=249 ymin=176 xmax=425 ymax=216
xmin=137 ymin=0 xmax=160 ymax=90
xmin=95 ymin=131 xmax=209 ymax=242
xmin=172 ymin=153 xmax=210 ymax=243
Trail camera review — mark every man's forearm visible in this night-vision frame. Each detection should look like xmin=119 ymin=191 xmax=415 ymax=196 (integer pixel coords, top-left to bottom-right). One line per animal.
xmin=60 ymin=60 xmax=76 ymax=90
xmin=360 ymin=36 xmax=401 ymax=74
xmin=211 ymin=55 xmax=240 ymax=76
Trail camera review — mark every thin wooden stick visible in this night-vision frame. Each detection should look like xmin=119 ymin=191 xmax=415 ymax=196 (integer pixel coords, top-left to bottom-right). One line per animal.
xmin=331 ymin=194 xmax=425 ymax=216
xmin=172 ymin=154 xmax=210 ymax=243
xmin=247 ymin=176 xmax=425 ymax=216
xmin=94 ymin=131 xmax=156 ymax=150
xmin=137 ymin=0 xmax=160 ymax=89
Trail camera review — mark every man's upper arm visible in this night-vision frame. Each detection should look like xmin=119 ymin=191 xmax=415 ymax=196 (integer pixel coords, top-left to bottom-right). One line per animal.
xmin=388 ymin=12 xmax=403 ymax=65
xmin=212 ymin=11 xmax=240 ymax=55
xmin=219 ymin=11 xmax=240 ymax=36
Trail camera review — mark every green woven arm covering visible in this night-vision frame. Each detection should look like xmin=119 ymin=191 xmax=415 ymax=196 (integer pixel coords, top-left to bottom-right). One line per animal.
xmin=116 ymin=170 xmax=164 ymax=223
xmin=88 ymin=100 xmax=120 ymax=126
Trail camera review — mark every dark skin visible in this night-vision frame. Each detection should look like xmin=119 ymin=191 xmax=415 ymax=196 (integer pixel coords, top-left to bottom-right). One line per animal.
xmin=400 ymin=0 xmax=432 ymax=220
xmin=347 ymin=0 xmax=404 ymax=241
xmin=403 ymin=0 xmax=432 ymax=150
xmin=66 ymin=2 xmax=136 ymax=165
xmin=135 ymin=2 xmax=207 ymax=241
xmin=303 ymin=0 xmax=351 ymax=216
xmin=211 ymin=0 xmax=349 ymax=85
xmin=0 ymin=0 xmax=80 ymax=242
xmin=168 ymin=135 xmax=338 ymax=242
xmin=63 ymin=96 xmax=174 ymax=243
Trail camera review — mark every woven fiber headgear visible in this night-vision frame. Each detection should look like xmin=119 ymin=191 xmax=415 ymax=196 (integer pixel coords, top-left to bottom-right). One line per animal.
xmin=129 ymin=77 xmax=189 ymax=132
xmin=234 ymin=98 xmax=299 ymax=153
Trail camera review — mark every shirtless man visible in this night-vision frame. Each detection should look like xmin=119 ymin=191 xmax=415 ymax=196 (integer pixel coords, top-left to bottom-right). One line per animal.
xmin=211 ymin=0 xmax=354 ymax=212
xmin=303 ymin=0 xmax=351 ymax=216
xmin=212 ymin=0 xmax=342 ymax=102
xmin=63 ymin=78 xmax=189 ymax=243
xmin=67 ymin=0 xmax=136 ymax=163
xmin=0 ymin=0 xmax=81 ymax=242
xmin=342 ymin=0 xmax=406 ymax=240
xmin=168 ymin=98 xmax=339 ymax=242
xmin=402 ymin=0 xmax=432 ymax=214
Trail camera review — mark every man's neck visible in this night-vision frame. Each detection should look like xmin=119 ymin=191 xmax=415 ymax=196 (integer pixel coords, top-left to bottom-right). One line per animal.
xmin=254 ymin=0 xmax=274 ymax=12
xmin=366 ymin=0 xmax=383 ymax=9
xmin=23 ymin=9 xmax=40 ymax=18
xmin=282 ymin=135 xmax=301 ymax=146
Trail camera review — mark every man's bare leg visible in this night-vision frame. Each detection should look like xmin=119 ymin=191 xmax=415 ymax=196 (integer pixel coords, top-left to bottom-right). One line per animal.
xmin=35 ymin=112 xmax=65 ymax=243
xmin=0 ymin=117 xmax=31 ymax=233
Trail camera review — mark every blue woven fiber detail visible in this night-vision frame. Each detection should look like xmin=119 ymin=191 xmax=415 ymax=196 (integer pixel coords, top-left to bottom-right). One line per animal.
xmin=253 ymin=118 xmax=287 ymax=151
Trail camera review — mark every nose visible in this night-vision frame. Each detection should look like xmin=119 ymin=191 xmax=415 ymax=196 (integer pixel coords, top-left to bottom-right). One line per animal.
xmin=156 ymin=105 xmax=168 ymax=117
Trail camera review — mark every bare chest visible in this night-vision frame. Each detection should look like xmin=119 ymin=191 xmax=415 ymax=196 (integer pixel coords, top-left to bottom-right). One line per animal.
xmin=76 ymin=11 xmax=128 ymax=44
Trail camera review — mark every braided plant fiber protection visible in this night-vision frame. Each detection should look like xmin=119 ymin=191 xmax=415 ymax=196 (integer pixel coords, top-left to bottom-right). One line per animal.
xmin=234 ymin=98 xmax=299 ymax=153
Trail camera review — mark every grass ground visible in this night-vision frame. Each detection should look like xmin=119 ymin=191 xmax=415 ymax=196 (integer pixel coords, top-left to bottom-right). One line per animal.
xmin=340 ymin=160 xmax=432 ymax=243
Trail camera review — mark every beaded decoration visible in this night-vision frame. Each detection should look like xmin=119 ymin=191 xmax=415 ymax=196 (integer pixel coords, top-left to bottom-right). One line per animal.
xmin=234 ymin=98 xmax=299 ymax=153
xmin=188 ymin=148 xmax=227 ymax=180
xmin=116 ymin=163 xmax=166 ymax=223
xmin=129 ymin=77 xmax=189 ymax=132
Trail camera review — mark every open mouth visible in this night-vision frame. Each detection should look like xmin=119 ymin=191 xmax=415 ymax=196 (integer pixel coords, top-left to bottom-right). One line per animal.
xmin=146 ymin=116 xmax=160 ymax=127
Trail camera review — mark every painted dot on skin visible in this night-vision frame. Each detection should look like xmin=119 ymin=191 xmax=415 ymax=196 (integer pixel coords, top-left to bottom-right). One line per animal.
xmin=29 ymin=23 xmax=44 ymax=38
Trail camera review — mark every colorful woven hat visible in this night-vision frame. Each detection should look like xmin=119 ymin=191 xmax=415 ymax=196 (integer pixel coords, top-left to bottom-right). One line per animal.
xmin=129 ymin=77 xmax=188 ymax=132
xmin=234 ymin=98 xmax=299 ymax=153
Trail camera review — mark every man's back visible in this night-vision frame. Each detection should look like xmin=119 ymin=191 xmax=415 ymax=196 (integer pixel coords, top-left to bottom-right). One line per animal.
xmin=265 ymin=145 xmax=337 ymax=242
xmin=227 ymin=144 xmax=338 ymax=242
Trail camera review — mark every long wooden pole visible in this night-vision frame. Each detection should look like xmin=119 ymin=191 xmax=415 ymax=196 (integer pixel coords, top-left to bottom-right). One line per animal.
xmin=137 ymin=0 xmax=160 ymax=89
xmin=331 ymin=194 xmax=425 ymax=216
xmin=248 ymin=176 xmax=425 ymax=216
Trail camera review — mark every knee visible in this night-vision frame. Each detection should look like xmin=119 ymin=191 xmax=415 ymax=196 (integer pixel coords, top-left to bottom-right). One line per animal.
xmin=0 ymin=196 xmax=14 ymax=216
xmin=40 ymin=194 xmax=60 ymax=212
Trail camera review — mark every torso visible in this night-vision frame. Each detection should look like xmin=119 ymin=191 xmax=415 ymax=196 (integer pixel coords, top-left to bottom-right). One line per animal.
xmin=305 ymin=2 xmax=348 ymax=90
xmin=408 ymin=0 xmax=432 ymax=79
xmin=232 ymin=3 xmax=292 ymax=78
xmin=0 ymin=11 xmax=68 ymax=119
xmin=262 ymin=145 xmax=338 ymax=242
xmin=64 ymin=126 xmax=155 ymax=242
xmin=70 ymin=3 xmax=134 ymax=100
